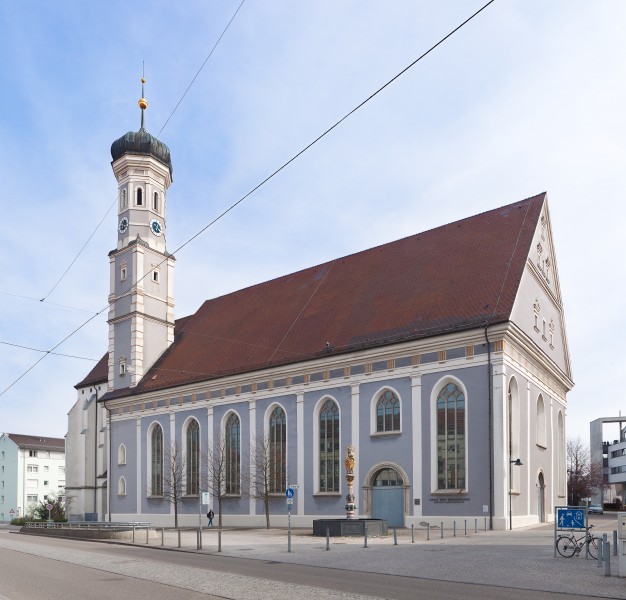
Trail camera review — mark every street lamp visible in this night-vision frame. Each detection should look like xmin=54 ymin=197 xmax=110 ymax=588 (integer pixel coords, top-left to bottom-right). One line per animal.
xmin=509 ymin=458 xmax=523 ymax=530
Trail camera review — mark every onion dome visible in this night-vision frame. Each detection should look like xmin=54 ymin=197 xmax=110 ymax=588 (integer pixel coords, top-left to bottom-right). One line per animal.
xmin=111 ymin=128 xmax=173 ymax=176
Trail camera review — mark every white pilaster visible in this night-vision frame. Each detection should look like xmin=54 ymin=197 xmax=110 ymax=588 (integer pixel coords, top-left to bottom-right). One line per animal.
xmin=492 ymin=364 xmax=507 ymax=522
xmin=296 ymin=393 xmax=304 ymax=516
xmin=411 ymin=374 xmax=422 ymax=516
xmin=136 ymin=418 xmax=141 ymax=515
xmin=525 ymin=380 xmax=531 ymax=517
xmin=207 ymin=406 xmax=213 ymax=507
xmin=350 ymin=385 xmax=359 ymax=514
xmin=249 ymin=399 xmax=256 ymax=516
xmin=170 ymin=413 xmax=175 ymax=517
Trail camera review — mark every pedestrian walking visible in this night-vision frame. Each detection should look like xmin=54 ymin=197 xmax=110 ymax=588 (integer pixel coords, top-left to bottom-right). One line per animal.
xmin=207 ymin=508 xmax=214 ymax=527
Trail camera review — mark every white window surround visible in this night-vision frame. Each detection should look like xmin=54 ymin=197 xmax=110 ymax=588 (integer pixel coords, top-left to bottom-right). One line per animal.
xmin=369 ymin=385 xmax=402 ymax=436
xmin=136 ymin=186 xmax=144 ymax=206
xmin=147 ymin=420 xmax=165 ymax=497
xmin=221 ymin=410 xmax=242 ymax=496
xmin=182 ymin=416 xmax=201 ymax=496
xmin=536 ymin=394 xmax=547 ymax=448
xmin=429 ymin=375 xmax=469 ymax=494
xmin=118 ymin=476 xmax=126 ymax=496
xmin=312 ymin=395 xmax=341 ymax=495
xmin=119 ymin=357 xmax=126 ymax=377
xmin=264 ymin=402 xmax=288 ymax=494
xmin=118 ymin=443 xmax=126 ymax=465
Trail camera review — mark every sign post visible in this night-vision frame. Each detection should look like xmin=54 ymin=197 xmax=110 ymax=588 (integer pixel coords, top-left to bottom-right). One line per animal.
xmin=555 ymin=506 xmax=588 ymax=558
xmin=46 ymin=503 xmax=53 ymax=523
xmin=286 ymin=486 xmax=295 ymax=552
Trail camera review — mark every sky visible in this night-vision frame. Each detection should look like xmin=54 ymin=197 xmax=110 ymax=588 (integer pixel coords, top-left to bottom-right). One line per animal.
xmin=0 ymin=1 xmax=624 ymax=446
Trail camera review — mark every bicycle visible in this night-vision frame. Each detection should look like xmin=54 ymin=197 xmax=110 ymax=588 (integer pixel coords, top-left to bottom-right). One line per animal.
xmin=556 ymin=524 xmax=598 ymax=558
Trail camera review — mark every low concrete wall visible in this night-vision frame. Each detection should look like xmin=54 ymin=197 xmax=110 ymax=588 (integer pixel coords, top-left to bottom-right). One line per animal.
xmin=20 ymin=526 xmax=159 ymax=541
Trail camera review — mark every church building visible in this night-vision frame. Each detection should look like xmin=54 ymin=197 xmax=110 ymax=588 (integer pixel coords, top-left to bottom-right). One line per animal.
xmin=66 ymin=91 xmax=573 ymax=530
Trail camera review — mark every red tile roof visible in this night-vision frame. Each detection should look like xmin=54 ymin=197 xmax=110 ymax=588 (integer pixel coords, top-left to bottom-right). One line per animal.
xmin=119 ymin=193 xmax=545 ymax=395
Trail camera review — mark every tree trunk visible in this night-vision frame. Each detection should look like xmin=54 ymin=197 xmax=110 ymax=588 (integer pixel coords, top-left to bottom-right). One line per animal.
xmin=264 ymin=497 xmax=270 ymax=529
xmin=218 ymin=497 xmax=223 ymax=529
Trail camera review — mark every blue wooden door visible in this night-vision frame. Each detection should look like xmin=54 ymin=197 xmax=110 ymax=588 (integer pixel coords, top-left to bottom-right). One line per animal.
xmin=372 ymin=487 xmax=404 ymax=527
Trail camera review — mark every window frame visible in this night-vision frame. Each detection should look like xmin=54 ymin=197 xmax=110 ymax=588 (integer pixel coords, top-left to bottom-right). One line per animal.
xmin=430 ymin=376 xmax=469 ymax=493
xmin=370 ymin=387 xmax=402 ymax=435
xmin=314 ymin=396 xmax=341 ymax=494
xmin=185 ymin=418 xmax=200 ymax=496
xmin=148 ymin=422 xmax=164 ymax=497
xmin=224 ymin=412 xmax=241 ymax=495
xmin=266 ymin=404 xmax=287 ymax=494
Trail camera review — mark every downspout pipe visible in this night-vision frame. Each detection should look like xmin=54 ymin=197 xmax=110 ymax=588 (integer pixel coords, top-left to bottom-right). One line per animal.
xmin=484 ymin=324 xmax=494 ymax=531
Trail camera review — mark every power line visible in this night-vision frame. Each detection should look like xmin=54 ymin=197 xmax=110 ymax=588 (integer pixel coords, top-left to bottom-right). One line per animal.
xmin=0 ymin=291 xmax=99 ymax=315
xmin=0 ymin=341 xmax=100 ymax=362
xmin=37 ymin=0 xmax=246 ymax=306
xmin=0 ymin=0 xmax=497 ymax=398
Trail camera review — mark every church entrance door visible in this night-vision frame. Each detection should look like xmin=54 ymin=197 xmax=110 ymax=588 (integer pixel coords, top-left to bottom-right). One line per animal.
xmin=371 ymin=467 xmax=404 ymax=527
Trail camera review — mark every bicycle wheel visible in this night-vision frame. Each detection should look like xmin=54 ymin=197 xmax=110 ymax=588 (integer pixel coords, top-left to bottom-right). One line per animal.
xmin=587 ymin=537 xmax=598 ymax=559
xmin=556 ymin=535 xmax=577 ymax=557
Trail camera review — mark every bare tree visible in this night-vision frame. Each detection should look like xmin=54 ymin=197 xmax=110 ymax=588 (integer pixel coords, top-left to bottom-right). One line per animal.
xmin=244 ymin=436 xmax=281 ymax=529
xmin=205 ymin=435 xmax=229 ymax=529
xmin=567 ymin=436 xmax=606 ymax=506
xmin=160 ymin=441 xmax=186 ymax=528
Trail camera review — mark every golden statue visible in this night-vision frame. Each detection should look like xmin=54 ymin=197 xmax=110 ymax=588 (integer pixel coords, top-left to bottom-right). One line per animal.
xmin=344 ymin=444 xmax=355 ymax=474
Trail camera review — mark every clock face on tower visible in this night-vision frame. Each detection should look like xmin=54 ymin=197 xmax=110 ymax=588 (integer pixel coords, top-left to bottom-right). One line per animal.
xmin=150 ymin=219 xmax=163 ymax=237
xmin=118 ymin=217 xmax=129 ymax=234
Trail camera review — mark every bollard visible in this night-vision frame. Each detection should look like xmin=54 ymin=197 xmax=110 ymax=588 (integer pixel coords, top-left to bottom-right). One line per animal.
xmin=464 ymin=520 xmax=467 ymax=536
xmin=484 ymin=518 xmax=487 ymax=532
xmin=326 ymin=528 xmax=330 ymax=551
xmin=605 ymin=541 xmax=611 ymax=577
xmin=597 ymin=536 xmax=604 ymax=567
xmin=475 ymin=518 xmax=478 ymax=533
xmin=453 ymin=521 xmax=456 ymax=537
xmin=614 ymin=530 xmax=618 ymax=556
xmin=218 ymin=529 xmax=222 ymax=552
xmin=197 ymin=529 xmax=200 ymax=550
xmin=441 ymin=522 xmax=444 ymax=539
xmin=393 ymin=527 xmax=398 ymax=546
xmin=199 ymin=527 xmax=202 ymax=550
xmin=364 ymin=525 xmax=368 ymax=548
xmin=427 ymin=523 xmax=430 ymax=541
xmin=411 ymin=524 xmax=415 ymax=543
xmin=161 ymin=528 xmax=164 ymax=547
xmin=288 ymin=529 xmax=292 ymax=553
xmin=132 ymin=525 xmax=136 ymax=543
xmin=177 ymin=528 xmax=181 ymax=548
xmin=146 ymin=527 xmax=149 ymax=544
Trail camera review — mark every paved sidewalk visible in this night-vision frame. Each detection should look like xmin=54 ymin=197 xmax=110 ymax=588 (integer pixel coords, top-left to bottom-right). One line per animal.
xmin=78 ymin=520 xmax=626 ymax=599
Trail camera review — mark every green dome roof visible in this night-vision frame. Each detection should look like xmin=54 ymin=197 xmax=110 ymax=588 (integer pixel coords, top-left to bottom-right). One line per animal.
xmin=111 ymin=128 xmax=172 ymax=176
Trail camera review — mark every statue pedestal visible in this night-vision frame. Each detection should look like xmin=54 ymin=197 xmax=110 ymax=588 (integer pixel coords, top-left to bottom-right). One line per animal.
xmin=312 ymin=518 xmax=388 ymax=537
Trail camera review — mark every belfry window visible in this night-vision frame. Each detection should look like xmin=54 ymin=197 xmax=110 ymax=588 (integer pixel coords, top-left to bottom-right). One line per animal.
xmin=121 ymin=189 xmax=127 ymax=209
xmin=153 ymin=192 xmax=159 ymax=212
xmin=136 ymin=187 xmax=143 ymax=206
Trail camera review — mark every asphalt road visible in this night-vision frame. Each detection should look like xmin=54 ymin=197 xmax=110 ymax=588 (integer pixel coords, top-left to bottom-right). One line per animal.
xmin=0 ymin=526 xmax=621 ymax=600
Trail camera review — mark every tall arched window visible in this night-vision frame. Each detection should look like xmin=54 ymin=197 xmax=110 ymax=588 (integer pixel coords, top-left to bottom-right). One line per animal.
xmin=319 ymin=399 xmax=340 ymax=492
xmin=436 ymin=382 xmax=466 ymax=490
xmin=121 ymin=189 xmax=127 ymax=209
xmin=536 ymin=395 xmax=546 ymax=447
xmin=153 ymin=192 xmax=159 ymax=212
xmin=225 ymin=413 xmax=240 ymax=494
xmin=151 ymin=424 xmax=163 ymax=496
xmin=376 ymin=390 xmax=400 ymax=432
xmin=136 ymin=187 xmax=143 ymax=206
xmin=118 ymin=476 xmax=126 ymax=495
xmin=269 ymin=406 xmax=286 ymax=493
xmin=186 ymin=419 xmax=200 ymax=495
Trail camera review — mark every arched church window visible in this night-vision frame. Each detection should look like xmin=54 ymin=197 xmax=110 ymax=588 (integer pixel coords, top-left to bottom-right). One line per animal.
xmin=319 ymin=399 xmax=340 ymax=492
xmin=376 ymin=390 xmax=400 ymax=432
xmin=118 ymin=476 xmax=126 ymax=495
xmin=153 ymin=192 xmax=159 ymax=212
xmin=373 ymin=467 xmax=403 ymax=487
xmin=269 ymin=406 xmax=286 ymax=493
xmin=436 ymin=382 xmax=466 ymax=490
xmin=225 ymin=413 xmax=240 ymax=494
xmin=136 ymin=187 xmax=143 ymax=206
xmin=118 ymin=443 xmax=126 ymax=465
xmin=150 ymin=424 xmax=163 ymax=496
xmin=186 ymin=419 xmax=200 ymax=495
xmin=536 ymin=395 xmax=546 ymax=447
xmin=121 ymin=189 xmax=127 ymax=209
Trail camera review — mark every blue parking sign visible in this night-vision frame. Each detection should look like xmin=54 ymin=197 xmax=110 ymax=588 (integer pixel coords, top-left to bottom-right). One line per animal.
xmin=557 ymin=508 xmax=585 ymax=529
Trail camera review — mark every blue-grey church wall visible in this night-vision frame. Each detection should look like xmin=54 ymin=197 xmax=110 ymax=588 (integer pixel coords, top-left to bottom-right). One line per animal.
xmin=421 ymin=365 xmax=491 ymax=516
xmin=303 ymin=386 xmax=352 ymax=516
xmin=111 ymin=417 xmax=138 ymax=515
xmin=141 ymin=413 xmax=170 ymax=515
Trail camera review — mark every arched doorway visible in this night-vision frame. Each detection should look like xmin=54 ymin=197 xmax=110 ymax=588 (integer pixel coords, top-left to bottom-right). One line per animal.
xmin=371 ymin=467 xmax=405 ymax=527
xmin=537 ymin=472 xmax=546 ymax=522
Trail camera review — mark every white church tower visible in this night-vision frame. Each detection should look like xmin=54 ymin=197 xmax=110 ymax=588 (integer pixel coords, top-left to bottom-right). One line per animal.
xmin=107 ymin=79 xmax=175 ymax=390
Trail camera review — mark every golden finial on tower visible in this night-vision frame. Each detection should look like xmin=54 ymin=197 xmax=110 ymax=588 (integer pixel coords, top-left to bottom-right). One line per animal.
xmin=138 ymin=72 xmax=148 ymax=128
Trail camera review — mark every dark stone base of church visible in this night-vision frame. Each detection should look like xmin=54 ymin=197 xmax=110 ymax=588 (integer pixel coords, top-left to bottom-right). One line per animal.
xmin=312 ymin=518 xmax=388 ymax=537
